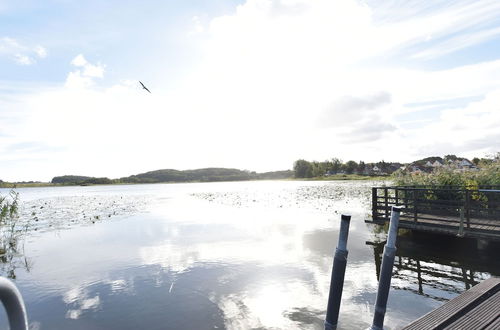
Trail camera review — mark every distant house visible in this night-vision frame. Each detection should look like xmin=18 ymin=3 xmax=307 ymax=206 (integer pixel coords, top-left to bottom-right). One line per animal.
xmin=432 ymin=160 xmax=444 ymax=167
xmin=458 ymin=159 xmax=473 ymax=168
xmin=452 ymin=159 xmax=477 ymax=171
xmin=406 ymin=164 xmax=430 ymax=173
xmin=424 ymin=160 xmax=443 ymax=168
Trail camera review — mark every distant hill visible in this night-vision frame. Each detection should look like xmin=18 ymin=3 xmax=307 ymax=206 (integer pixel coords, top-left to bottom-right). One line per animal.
xmin=50 ymin=168 xmax=294 ymax=185
xmin=121 ymin=168 xmax=255 ymax=183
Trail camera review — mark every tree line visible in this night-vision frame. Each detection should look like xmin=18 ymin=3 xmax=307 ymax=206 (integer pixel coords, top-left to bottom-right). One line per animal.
xmin=293 ymin=158 xmax=400 ymax=178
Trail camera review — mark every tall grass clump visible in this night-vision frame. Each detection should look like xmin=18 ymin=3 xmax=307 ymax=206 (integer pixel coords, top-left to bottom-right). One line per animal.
xmin=0 ymin=189 xmax=21 ymax=252
xmin=0 ymin=189 xmax=31 ymax=278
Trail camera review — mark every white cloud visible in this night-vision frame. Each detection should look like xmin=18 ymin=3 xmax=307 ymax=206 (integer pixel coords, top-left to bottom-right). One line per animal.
xmin=14 ymin=53 xmax=34 ymax=65
xmin=189 ymin=16 xmax=205 ymax=35
xmin=71 ymin=54 xmax=87 ymax=67
xmin=412 ymin=26 xmax=500 ymax=59
xmin=0 ymin=36 xmax=47 ymax=65
xmin=34 ymin=45 xmax=47 ymax=58
xmin=65 ymin=54 xmax=105 ymax=88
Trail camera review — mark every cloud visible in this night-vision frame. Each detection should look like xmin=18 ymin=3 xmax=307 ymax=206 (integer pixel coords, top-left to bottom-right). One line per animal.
xmin=404 ymin=89 xmax=500 ymax=158
xmin=189 ymin=16 xmax=205 ymax=35
xmin=71 ymin=54 xmax=87 ymax=67
xmin=65 ymin=54 xmax=105 ymax=88
xmin=0 ymin=37 xmax=47 ymax=65
xmin=342 ymin=120 xmax=397 ymax=144
xmin=411 ymin=26 xmax=500 ymax=59
xmin=317 ymin=92 xmax=392 ymax=128
xmin=14 ymin=53 xmax=34 ymax=65
xmin=70 ymin=54 xmax=104 ymax=77
xmin=34 ymin=45 xmax=47 ymax=58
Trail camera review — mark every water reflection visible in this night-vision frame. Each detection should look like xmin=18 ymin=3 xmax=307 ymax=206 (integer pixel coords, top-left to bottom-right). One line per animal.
xmin=0 ymin=181 xmax=498 ymax=329
xmin=368 ymin=232 xmax=500 ymax=303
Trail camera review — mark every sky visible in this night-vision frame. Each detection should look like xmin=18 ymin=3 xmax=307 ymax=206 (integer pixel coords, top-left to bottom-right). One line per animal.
xmin=1 ymin=0 xmax=500 ymax=181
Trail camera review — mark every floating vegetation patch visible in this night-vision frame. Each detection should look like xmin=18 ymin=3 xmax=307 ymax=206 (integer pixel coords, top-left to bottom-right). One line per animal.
xmin=191 ymin=181 xmax=382 ymax=214
xmin=18 ymin=194 xmax=151 ymax=233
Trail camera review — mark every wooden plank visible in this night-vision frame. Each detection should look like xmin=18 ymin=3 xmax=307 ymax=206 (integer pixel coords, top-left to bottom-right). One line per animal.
xmin=403 ymin=278 xmax=500 ymax=330
xmin=485 ymin=316 xmax=500 ymax=330
xmin=444 ymin=290 xmax=500 ymax=329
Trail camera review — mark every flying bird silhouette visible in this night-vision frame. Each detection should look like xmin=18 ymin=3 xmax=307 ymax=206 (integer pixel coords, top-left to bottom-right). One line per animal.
xmin=139 ymin=81 xmax=151 ymax=93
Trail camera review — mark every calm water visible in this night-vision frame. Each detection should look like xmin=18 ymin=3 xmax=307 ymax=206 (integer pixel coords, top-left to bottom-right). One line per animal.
xmin=0 ymin=181 xmax=499 ymax=329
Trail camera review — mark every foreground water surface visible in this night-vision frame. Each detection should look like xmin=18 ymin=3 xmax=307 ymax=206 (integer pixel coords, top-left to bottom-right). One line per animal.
xmin=0 ymin=181 xmax=499 ymax=329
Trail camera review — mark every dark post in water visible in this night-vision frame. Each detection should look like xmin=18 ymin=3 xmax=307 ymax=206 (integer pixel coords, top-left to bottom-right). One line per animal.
xmin=324 ymin=214 xmax=351 ymax=330
xmin=369 ymin=206 xmax=401 ymax=330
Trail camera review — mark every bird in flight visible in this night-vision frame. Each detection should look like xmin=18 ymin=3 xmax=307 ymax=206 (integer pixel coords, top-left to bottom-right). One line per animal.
xmin=139 ymin=81 xmax=151 ymax=93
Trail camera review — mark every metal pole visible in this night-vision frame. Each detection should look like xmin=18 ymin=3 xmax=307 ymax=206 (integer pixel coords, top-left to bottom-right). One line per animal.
xmin=325 ymin=214 xmax=351 ymax=330
xmin=369 ymin=206 xmax=401 ymax=330
xmin=0 ymin=277 xmax=28 ymax=330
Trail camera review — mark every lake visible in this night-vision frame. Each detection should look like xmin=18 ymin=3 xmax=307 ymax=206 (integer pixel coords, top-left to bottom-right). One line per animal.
xmin=0 ymin=180 xmax=499 ymax=329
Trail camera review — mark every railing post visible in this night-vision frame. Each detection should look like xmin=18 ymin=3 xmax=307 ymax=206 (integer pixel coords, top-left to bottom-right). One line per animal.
xmin=465 ymin=190 xmax=471 ymax=228
xmin=369 ymin=207 xmax=401 ymax=330
xmin=372 ymin=188 xmax=378 ymax=221
xmin=457 ymin=207 xmax=465 ymax=237
xmin=395 ymin=188 xmax=399 ymax=206
xmin=413 ymin=190 xmax=418 ymax=223
xmin=325 ymin=215 xmax=351 ymax=330
xmin=384 ymin=188 xmax=389 ymax=220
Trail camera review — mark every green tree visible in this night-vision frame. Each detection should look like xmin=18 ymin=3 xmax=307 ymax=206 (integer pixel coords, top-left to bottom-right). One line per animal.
xmin=357 ymin=161 xmax=366 ymax=174
xmin=345 ymin=160 xmax=358 ymax=174
xmin=330 ymin=158 xmax=342 ymax=173
xmin=293 ymin=159 xmax=313 ymax=178
xmin=311 ymin=161 xmax=326 ymax=177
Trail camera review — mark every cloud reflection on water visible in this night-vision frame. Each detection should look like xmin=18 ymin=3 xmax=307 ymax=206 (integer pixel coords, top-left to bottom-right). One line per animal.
xmin=2 ymin=181 xmax=498 ymax=329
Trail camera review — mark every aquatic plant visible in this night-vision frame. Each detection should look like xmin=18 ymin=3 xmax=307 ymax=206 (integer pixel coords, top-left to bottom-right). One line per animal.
xmin=0 ymin=189 xmax=31 ymax=278
xmin=0 ymin=189 xmax=19 ymax=222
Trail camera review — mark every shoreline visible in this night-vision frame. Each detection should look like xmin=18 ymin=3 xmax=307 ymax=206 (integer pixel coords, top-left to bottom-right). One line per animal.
xmin=0 ymin=174 xmax=389 ymax=189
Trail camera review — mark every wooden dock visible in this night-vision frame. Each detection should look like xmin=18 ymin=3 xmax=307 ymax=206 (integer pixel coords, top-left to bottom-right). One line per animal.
xmin=366 ymin=186 xmax=500 ymax=240
xmin=403 ymin=277 xmax=500 ymax=329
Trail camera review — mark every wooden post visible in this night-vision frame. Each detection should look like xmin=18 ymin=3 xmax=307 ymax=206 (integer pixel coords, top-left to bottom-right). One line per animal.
xmin=395 ymin=188 xmax=399 ymax=206
xmin=384 ymin=187 xmax=389 ymax=220
xmin=416 ymin=260 xmax=423 ymax=294
xmin=372 ymin=187 xmax=378 ymax=222
xmin=458 ymin=207 xmax=465 ymax=237
xmin=462 ymin=268 xmax=470 ymax=290
xmin=465 ymin=190 xmax=471 ymax=228
xmin=413 ymin=189 xmax=418 ymax=223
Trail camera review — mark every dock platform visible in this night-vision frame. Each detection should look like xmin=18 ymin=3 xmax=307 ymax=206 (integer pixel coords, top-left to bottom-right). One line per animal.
xmin=403 ymin=277 xmax=500 ymax=329
xmin=366 ymin=186 xmax=500 ymax=240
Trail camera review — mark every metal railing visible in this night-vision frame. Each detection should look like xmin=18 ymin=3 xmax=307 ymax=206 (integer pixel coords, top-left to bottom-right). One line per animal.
xmin=371 ymin=186 xmax=500 ymax=236
xmin=0 ymin=277 xmax=28 ymax=330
